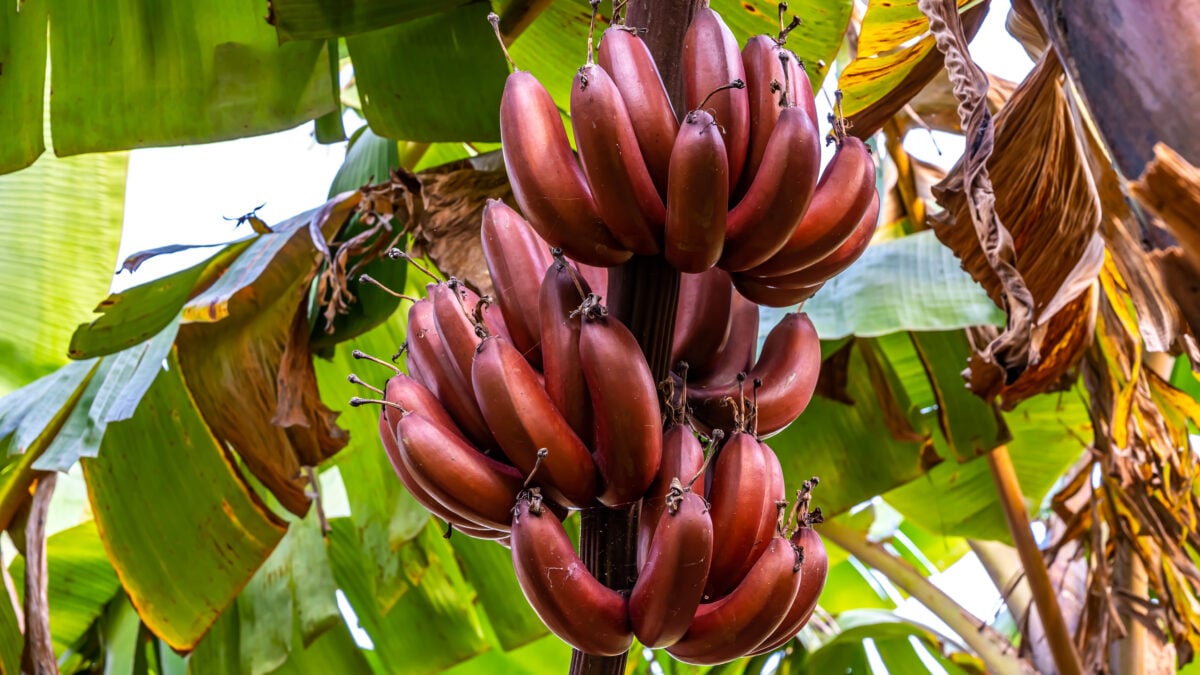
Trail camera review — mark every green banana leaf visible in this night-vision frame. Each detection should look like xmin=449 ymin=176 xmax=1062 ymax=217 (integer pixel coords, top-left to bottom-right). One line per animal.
xmin=0 ymin=0 xmax=47 ymax=173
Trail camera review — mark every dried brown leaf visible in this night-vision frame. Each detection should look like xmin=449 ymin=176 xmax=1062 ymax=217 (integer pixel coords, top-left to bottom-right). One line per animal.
xmin=407 ymin=153 xmax=514 ymax=297
xmin=1131 ymin=144 xmax=1200 ymax=273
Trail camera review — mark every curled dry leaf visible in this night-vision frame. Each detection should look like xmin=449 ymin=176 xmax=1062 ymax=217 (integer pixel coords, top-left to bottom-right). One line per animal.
xmin=841 ymin=0 xmax=990 ymax=140
xmin=931 ymin=48 xmax=1100 ymax=404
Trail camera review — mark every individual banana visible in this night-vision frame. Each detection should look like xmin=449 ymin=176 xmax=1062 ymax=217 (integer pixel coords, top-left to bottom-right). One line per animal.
xmin=739 ymin=37 xmax=816 ymax=198
xmin=682 ymin=8 xmax=749 ymax=191
xmin=511 ymin=490 xmax=633 ymax=656
xmin=746 ymin=136 xmax=876 ymax=277
xmin=629 ymin=484 xmax=713 ymax=648
xmin=472 ymin=335 xmax=599 ymax=507
xmin=481 ymin=200 xmax=553 ymax=367
xmin=665 ymin=109 xmax=729 ymax=273
xmin=572 ymin=63 xmax=666 ymax=255
xmin=429 ymin=281 xmax=503 ymax=384
xmin=718 ymin=105 xmax=821 ymax=272
xmin=746 ymin=192 xmax=880 ymax=287
xmin=539 ymin=258 xmax=593 ymax=441
xmin=753 ymin=521 xmax=828 ymax=654
xmin=666 ymin=536 xmax=803 ymax=665
xmin=406 ymin=299 xmax=496 ymax=449
xmin=499 ymin=71 xmax=632 ymax=267
xmin=704 ymin=431 xmax=777 ymax=597
xmin=378 ymin=409 xmax=502 ymax=537
xmin=579 ymin=298 xmax=663 ymax=506
xmin=689 ymin=313 xmax=821 ymax=436
xmin=672 ymin=268 xmax=734 ymax=376
xmin=396 ymin=412 xmax=526 ymax=531
xmin=638 ymin=422 xmax=707 ymax=568
xmin=597 ymin=27 xmax=678 ymax=196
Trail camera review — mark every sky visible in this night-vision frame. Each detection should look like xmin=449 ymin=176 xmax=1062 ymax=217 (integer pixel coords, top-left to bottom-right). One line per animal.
xmin=100 ymin=0 xmax=1039 ymax=660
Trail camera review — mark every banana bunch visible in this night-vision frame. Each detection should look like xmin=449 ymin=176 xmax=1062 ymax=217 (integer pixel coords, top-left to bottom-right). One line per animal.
xmin=350 ymin=3 xmax=892 ymax=664
xmin=501 ymin=7 xmax=880 ymax=304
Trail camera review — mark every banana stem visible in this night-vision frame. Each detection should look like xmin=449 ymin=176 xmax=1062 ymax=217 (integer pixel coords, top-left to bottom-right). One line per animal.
xmin=819 ymin=519 xmax=1029 ymax=675
xmin=987 ymin=445 xmax=1085 ymax=675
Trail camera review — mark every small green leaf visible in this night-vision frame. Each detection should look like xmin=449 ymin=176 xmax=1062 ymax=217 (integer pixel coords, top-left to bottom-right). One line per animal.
xmin=0 ymin=358 xmax=98 ymax=457
xmin=329 ymin=127 xmax=400 ymax=197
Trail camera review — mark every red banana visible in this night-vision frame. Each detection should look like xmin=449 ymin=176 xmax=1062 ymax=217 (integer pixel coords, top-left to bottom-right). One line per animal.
xmin=579 ymin=302 xmax=663 ymax=506
xmin=382 ymin=372 xmax=467 ymax=445
xmin=429 ymin=281 xmax=503 ymax=384
xmin=747 ymin=136 xmax=877 ymax=277
xmin=596 ymin=27 xmax=678 ymax=197
xmin=731 ymin=275 xmax=823 ymax=308
xmin=378 ymin=408 xmax=498 ymax=536
xmin=753 ymin=524 xmax=829 ymax=654
xmin=539 ymin=259 xmax=593 ymax=441
xmin=718 ymin=105 xmax=821 ymax=272
xmin=704 ymin=431 xmax=778 ymax=597
xmin=395 ymin=412 xmax=525 ymax=531
xmin=638 ymin=423 xmax=707 ymax=568
xmin=472 ymin=335 xmax=599 ymax=507
xmin=689 ymin=290 xmax=758 ymax=388
xmin=748 ymin=192 xmax=880 ymax=286
xmin=682 ymin=8 xmax=749 ymax=192
xmin=739 ymin=37 xmax=816 ymax=196
xmin=481 ymin=200 xmax=553 ymax=367
xmin=672 ymin=268 xmax=734 ymax=378
xmin=499 ymin=71 xmax=632 ymax=267
xmin=690 ymin=313 xmax=822 ymax=436
xmin=666 ymin=536 xmax=803 ymax=665
xmin=629 ymin=486 xmax=713 ymax=648
xmin=511 ymin=490 xmax=633 ymax=656
xmin=406 ymin=300 xmax=496 ymax=449
xmin=665 ymin=109 xmax=729 ymax=273
xmin=571 ymin=63 xmax=666 ymax=255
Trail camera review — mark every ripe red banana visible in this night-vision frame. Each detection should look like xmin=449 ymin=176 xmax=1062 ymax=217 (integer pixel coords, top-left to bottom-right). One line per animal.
xmin=629 ymin=485 xmax=713 ymax=648
xmin=596 ymin=27 xmax=678 ymax=196
xmin=739 ymin=38 xmax=817 ymax=197
xmin=704 ymin=431 xmax=778 ymax=597
xmin=665 ymin=110 xmax=729 ymax=273
xmin=731 ymin=274 xmax=823 ymax=308
xmin=666 ymin=536 xmax=803 ymax=665
xmin=682 ymin=8 xmax=749 ymax=191
xmin=638 ymin=423 xmax=707 ymax=568
xmin=406 ymin=299 xmax=496 ymax=449
xmin=689 ymin=313 xmax=821 ymax=436
xmin=472 ymin=335 xmax=599 ymax=507
xmin=748 ymin=192 xmax=880 ymax=286
xmin=429 ymin=281 xmax=503 ymax=384
xmin=382 ymin=372 xmax=468 ymax=445
xmin=499 ymin=71 xmax=631 ymax=267
xmin=718 ymin=105 xmax=821 ymax=272
xmin=511 ymin=490 xmax=633 ymax=656
xmin=539 ymin=259 xmax=593 ymax=441
xmin=378 ymin=407 xmax=499 ymax=537
xmin=395 ymin=412 xmax=525 ymax=531
xmin=753 ymin=524 xmax=829 ymax=654
xmin=672 ymin=268 xmax=734 ymax=378
xmin=747 ymin=136 xmax=876 ymax=277
xmin=579 ymin=301 xmax=663 ymax=506
xmin=481 ymin=200 xmax=553 ymax=367
xmin=571 ymin=63 xmax=666 ymax=255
